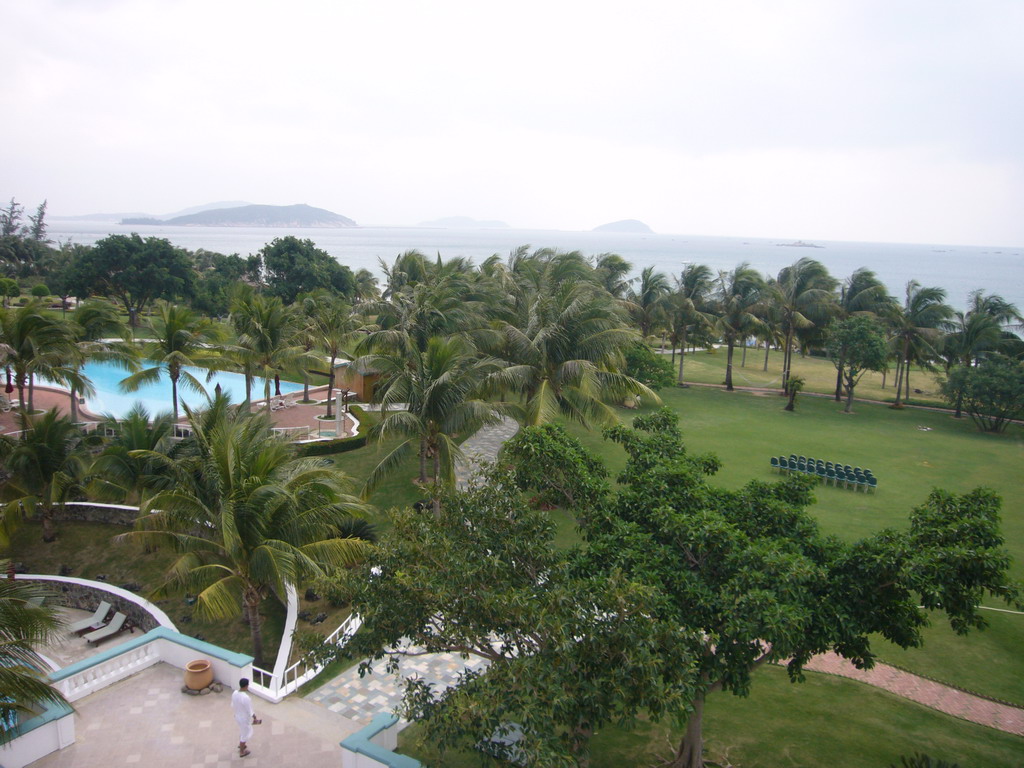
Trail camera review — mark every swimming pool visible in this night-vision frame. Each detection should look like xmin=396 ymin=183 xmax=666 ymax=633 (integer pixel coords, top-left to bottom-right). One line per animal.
xmin=69 ymin=361 xmax=304 ymax=419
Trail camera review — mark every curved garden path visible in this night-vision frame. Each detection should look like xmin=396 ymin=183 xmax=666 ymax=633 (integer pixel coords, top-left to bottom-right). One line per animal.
xmin=804 ymin=652 xmax=1024 ymax=735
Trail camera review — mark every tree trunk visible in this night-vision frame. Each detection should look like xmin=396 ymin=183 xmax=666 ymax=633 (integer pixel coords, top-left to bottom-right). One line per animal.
xmin=834 ymin=353 xmax=845 ymax=401
xmin=16 ymin=372 xmax=26 ymax=414
xmin=325 ymin=355 xmax=337 ymax=419
xmin=844 ymin=377 xmax=855 ymax=413
xmin=171 ymin=374 xmax=179 ymax=422
xmin=418 ymin=438 xmax=428 ymax=484
xmin=740 ymin=340 xmax=747 ymax=368
xmin=671 ymin=690 xmax=706 ymax=768
xmin=245 ymin=599 xmax=264 ymax=667
xmin=881 ymin=369 xmax=887 ymax=388
xmin=274 ymin=374 xmax=281 ymax=397
xmin=763 ymin=341 xmax=770 ymax=372
xmin=570 ymin=721 xmax=593 ymax=768
xmin=904 ymin=365 xmax=911 ymax=403
xmin=893 ymin=341 xmax=909 ymax=408
xmin=41 ymin=505 xmax=57 ymax=543
xmin=302 ymin=372 xmax=310 ymax=403
xmin=725 ymin=341 xmax=735 ymax=391
xmin=954 ymin=389 xmax=964 ymax=418
xmin=782 ymin=329 xmax=793 ymax=395
xmin=28 ymin=372 xmax=34 ymax=412
xmin=677 ymin=329 xmax=688 ymax=385
xmin=70 ymin=383 xmax=79 ymax=423
xmin=784 ymin=390 xmax=797 ymax=411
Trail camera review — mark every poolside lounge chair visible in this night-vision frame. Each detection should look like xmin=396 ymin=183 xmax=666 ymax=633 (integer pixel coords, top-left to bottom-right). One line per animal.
xmin=69 ymin=601 xmax=112 ymax=634
xmin=84 ymin=611 xmax=128 ymax=645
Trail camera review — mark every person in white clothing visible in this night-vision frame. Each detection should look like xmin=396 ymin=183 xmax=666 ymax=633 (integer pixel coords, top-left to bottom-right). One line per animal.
xmin=231 ymin=678 xmax=261 ymax=757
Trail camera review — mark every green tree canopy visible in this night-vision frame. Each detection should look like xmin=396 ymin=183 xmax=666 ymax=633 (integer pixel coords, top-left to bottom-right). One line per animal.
xmin=942 ymin=355 xmax=1024 ymax=433
xmin=826 ymin=315 xmax=889 ymax=413
xmin=339 ymin=470 xmax=697 ymax=767
xmin=581 ymin=409 xmax=1019 ymax=768
xmin=255 ymin=236 xmax=354 ymax=303
xmin=71 ymin=234 xmax=195 ymax=325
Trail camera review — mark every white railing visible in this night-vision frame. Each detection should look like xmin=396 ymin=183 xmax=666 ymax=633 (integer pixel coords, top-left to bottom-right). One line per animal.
xmin=272 ymin=424 xmax=311 ymax=440
xmin=56 ymin=642 xmax=161 ymax=702
xmin=250 ymin=613 xmax=362 ymax=703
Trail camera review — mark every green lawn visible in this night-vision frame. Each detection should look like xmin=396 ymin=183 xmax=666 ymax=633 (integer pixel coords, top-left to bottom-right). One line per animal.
xmin=673 ymin=345 xmax=946 ymax=407
xmin=563 ymin=386 xmax=1024 ymax=705
xmin=399 ymin=664 xmax=1024 ymax=767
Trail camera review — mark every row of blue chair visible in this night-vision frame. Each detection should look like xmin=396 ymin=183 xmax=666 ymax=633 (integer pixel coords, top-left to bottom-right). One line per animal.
xmin=770 ymin=455 xmax=878 ymax=492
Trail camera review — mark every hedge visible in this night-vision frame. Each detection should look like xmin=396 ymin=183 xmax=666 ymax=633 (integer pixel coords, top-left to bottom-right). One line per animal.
xmin=295 ymin=405 xmax=376 ymax=457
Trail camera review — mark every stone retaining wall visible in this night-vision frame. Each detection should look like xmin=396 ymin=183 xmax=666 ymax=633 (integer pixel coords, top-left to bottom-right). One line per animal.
xmin=21 ymin=575 xmax=175 ymax=633
xmin=51 ymin=502 xmax=142 ymax=527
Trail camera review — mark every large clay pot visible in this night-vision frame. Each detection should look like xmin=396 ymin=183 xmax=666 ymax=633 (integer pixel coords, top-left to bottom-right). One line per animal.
xmin=184 ymin=659 xmax=213 ymax=690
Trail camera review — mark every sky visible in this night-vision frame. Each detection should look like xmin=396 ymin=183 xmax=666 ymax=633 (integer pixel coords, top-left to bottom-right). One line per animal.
xmin=2 ymin=0 xmax=1022 ymax=246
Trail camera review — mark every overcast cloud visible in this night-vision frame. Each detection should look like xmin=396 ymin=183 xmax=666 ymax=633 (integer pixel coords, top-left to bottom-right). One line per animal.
xmin=2 ymin=0 xmax=1022 ymax=245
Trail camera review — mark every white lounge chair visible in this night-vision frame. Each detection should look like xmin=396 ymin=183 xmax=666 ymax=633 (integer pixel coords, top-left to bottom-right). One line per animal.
xmin=84 ymin=611 xmax=128 ymax=645
xmin=68 ymin=601 xmax=112 ymax=634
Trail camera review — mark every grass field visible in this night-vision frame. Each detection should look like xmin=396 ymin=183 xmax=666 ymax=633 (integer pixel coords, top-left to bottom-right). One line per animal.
xmin=562 ymin=386 xmax=1024 ymax=706
xmin=399 ymin=664 xmax=1024 ymax=768
xmin=671 ymin=345 xmax=947 ymax=407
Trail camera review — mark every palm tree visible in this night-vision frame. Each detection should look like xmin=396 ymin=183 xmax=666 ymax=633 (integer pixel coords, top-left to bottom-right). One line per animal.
xmin=889 ymin=282 xmax=952 ymax=408
xmin=361 ymin=336 xmax=511 ymax=510
xmin=493 ymin=281 xmax=658 ymax=426
xmin=0 ymin=574 xmax=68 ymax=742
xmin=627 ymin=266 xmax=671 ymax=341
xmin=591 ymin=253 xmax=634 ymax=298
xmin=305 ymin=293 xmax=364 ymax=419
xmin=941 ymin=291 xmax=1022 ymax=417
xmin=831 ymin=268 xmax=894 ymax=400
xmin=230 ymin=292 xmax=307 ymax=410
xmin=0 ymin=299 xmax=79 ymax=413
xmin=670 ymin=264 xmax=715 ymax=385
xmin=119 ymin=395 xmax=371 ymax=665
xmin=713 ymin=264 xmax=765 ymax=391
xmin=66 ymin=299 xmax=137 ymax=423
xmin=767 ymin=258 xmax=836 ymax=395
xmin=121 ymin=302 xmax=226 ymax=421
xmin=89 ymin=404 xmax=176 ymax=504
xmin=1 ymin=409 xmax=96 ymax=542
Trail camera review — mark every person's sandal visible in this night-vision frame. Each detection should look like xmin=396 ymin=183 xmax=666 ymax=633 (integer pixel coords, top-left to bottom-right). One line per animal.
xmin=240 ymin=749 xmax=251 ymax=757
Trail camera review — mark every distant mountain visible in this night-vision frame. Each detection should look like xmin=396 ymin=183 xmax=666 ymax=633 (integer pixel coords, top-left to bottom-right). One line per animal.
xmin=593 ymin=219 xmax=654 ymax=234
xmin=122 ymin=204 xmax=357 ymax=228
xmin=54 ymin=200 xmax=251 ymax=223
xmin=418 ymin=216 xmax=509 ymax=229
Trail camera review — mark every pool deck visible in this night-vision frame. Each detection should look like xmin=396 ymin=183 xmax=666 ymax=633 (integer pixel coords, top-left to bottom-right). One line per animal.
xmin=0 ymin=385 xmax=356 ymax=441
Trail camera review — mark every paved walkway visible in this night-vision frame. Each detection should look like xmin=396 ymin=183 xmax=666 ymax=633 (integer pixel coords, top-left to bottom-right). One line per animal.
xmin=454 ymin=415 xmax=520 ymax=488
xmin=305 ymin=650 xmax=489 ymax=727
xmin=804 ymin=652 xmax=1024 ymax=735
xmin=31 ymin=662 xmax=358 ymax=768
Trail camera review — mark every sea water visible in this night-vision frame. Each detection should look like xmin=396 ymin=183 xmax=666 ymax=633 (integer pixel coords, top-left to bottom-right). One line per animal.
xmin=47 ymin=221 xmax=1023 ymax=312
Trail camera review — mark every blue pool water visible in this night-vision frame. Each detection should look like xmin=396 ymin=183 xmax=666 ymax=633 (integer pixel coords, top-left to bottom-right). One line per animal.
xmin=73 ymin=361 xmax=303 ymax=419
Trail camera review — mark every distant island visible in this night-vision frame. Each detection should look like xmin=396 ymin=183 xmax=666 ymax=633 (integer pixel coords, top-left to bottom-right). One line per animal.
xmin=592 ymin=219 xmax=654 ymax=234
xmin=122 ymin=203 xmax=356 ymax=228
xmin=418 ymin=216 xmax=509 ymax=229
xmin=777 ymin=240 xmax=824 ymax=248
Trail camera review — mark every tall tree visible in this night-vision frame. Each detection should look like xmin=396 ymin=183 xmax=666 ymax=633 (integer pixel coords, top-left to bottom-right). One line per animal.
xmin=66 ymin=298 xmax=136 ymax=423
xmin=942 ymin=355 xmax=1024 ymax=433
xmin=768 ymin=258 xmax=836 ymax=395
xmin=583 ymin=409 xmax=1019 ymax=768
xmin=361 ymin=335 xmax=511 ymax=510
xmin=1 ymin=409 xmax=97 ymax=542
xmin=492 ymin=280 xmax=657 ymax=426
xmin=591 ymin=252 xmax=633 ymax=298
xmin=230 ymin=292 xmax=306 ymax=409
xmin=338 ymin=468 xmax=696 ymax=768
xmin=890 ymin=282 xmax=952 ymax=408
xmin=121 ymin=302 xmax=225 ymax=420
xmin=626 ymin=266 xmax=671 ymax=340
xmin=71 ymin=234 xmax=195 ymax=326
xmin=670 ymin=264 xmax=715 ymax=385
xmin=0 ymin=299 xmax=80 ymax=413
xmin=713 ymin=264 xmax=764 ymax=391
xmin=304 ymin=292 xmax=363 ymax=419
xmin=89 ymin=404 xmax=176 ymax=505
xmin=255 ymin=236 xmax=354 ymax=303
xmin=826 ymin=315 xmax=890 ymax=413
xmin=832 ymin=268 xmax=894 ymax=400
xmin=119 ymin=395 xmax=370 ymax=665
